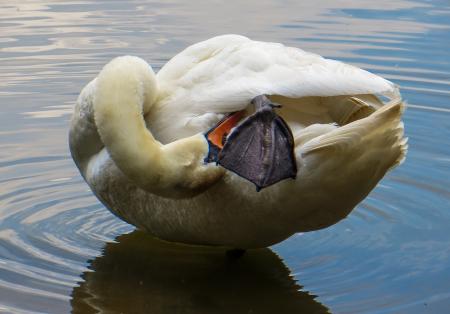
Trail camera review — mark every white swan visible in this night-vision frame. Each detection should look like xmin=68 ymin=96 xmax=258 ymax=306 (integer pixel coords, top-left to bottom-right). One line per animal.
xmin=69 ymin=35 xmax=407 ymax=249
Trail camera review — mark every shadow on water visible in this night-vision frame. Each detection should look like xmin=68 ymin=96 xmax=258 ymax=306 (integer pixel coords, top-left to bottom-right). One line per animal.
xmin=71 ymin=231 xmax=329 ymax=314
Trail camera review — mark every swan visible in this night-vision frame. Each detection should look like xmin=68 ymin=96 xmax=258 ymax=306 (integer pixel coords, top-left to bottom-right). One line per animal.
xmin=69 ymin=35 xmax=407 ymax=249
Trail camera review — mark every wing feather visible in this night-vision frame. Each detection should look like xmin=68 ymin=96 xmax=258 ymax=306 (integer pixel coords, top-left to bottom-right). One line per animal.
xmin=151 ymin=35 xmax=399 ymax=143
xmin=157 ymin=35 xmax=398 ymax=113
xmin=301 ymin=98 xmax=407 ymax=170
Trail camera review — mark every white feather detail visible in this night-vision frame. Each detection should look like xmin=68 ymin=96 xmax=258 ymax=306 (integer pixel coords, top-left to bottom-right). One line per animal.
xmin=150 ymin=34 xmax=397 ymax=143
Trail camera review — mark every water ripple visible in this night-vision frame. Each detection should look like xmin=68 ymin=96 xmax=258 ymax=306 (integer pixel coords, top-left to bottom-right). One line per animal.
xmin=0 ymin=0 xmax=449 ymax=313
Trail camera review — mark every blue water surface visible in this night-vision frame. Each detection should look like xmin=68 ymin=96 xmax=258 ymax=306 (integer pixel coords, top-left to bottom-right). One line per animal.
xmin=0 ymin=1 xmax=449 ymax=313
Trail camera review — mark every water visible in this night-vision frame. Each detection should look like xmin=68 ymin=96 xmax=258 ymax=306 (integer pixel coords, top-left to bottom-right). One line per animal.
xmin=0 ymin=1 xmax=449 ymax=313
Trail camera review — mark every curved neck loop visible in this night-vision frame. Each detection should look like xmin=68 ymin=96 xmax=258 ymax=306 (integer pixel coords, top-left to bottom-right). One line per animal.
xmin=94 ymin=56 xmax=223 ymax=198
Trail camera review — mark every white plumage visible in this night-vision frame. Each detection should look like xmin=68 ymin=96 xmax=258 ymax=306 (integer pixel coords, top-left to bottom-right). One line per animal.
xmin=69 ymin=35 xmax=407 ymax=248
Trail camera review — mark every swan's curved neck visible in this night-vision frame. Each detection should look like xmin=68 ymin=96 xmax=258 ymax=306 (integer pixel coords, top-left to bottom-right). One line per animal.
xmin=94 ymin=56 xmax=223 ymax=198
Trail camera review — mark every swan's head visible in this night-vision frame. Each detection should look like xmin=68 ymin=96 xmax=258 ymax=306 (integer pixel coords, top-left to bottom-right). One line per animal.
xmin=94 ymin=56 xmax=224 ymax=199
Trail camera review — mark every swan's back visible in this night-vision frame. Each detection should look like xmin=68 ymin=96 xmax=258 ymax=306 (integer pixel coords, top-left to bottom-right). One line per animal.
xmin=149 ymin=34 xmax=398 ymax=143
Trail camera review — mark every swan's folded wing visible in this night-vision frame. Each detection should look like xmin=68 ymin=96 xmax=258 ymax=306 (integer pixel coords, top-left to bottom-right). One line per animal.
xmin=156 ymin=34 xmax=399 ymax=114
xmin=301 ymin=99 xmax=407 ymax=173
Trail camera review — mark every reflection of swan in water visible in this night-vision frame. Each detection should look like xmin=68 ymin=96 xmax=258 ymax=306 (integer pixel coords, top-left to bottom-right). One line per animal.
xmin=71 ymin=231 xmax=330 ymax=314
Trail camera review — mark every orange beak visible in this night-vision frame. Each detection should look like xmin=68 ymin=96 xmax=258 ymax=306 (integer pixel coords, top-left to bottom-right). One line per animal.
xmin=206 ymin=110 xmax=246 ymax=149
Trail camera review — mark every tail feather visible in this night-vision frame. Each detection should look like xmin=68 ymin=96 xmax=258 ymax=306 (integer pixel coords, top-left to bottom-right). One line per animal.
xmin=301 ymin=96 xmax=407 ymax=173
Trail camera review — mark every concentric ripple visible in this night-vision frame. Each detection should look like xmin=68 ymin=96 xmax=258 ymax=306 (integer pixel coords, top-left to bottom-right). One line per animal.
xmin=0 ymin=152 xmax=132 ymax=313
xmin=0 ymin=1 xmax=449 ymax=313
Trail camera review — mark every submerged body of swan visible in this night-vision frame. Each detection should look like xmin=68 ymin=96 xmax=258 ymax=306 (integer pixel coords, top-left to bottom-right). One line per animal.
xmin=69 ymin=35 xmax=407 ymax=249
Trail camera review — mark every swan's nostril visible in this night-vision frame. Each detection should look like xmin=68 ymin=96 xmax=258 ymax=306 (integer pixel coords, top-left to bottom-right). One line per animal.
xmin=222 ymin=132 xmax=228 ymax=146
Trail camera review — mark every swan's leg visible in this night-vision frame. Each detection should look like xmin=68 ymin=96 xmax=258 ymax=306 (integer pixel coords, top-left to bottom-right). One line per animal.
xmin=226 ymin=248 xmax=246 ymax=259
xmin=217 ymin=95 xmax=297 ymax=191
